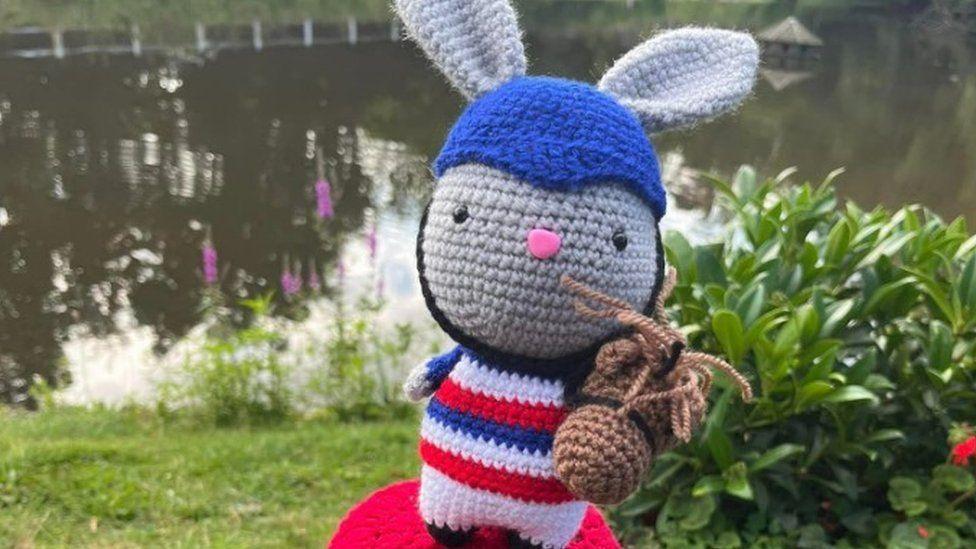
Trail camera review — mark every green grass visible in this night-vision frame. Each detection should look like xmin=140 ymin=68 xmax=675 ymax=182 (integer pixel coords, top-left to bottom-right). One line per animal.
xmin=0 ymin=407 xmax=419 ymax=547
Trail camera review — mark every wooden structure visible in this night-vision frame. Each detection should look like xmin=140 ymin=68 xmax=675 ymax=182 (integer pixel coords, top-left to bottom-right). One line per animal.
xmin=0 ymin=17 xmax=403 ymax=59
xmin=758 ymin=16 xmax=823 ymax=59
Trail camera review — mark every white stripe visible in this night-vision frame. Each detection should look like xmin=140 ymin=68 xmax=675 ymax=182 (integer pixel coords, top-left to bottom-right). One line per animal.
xmin=420 ymin=466 xmax=587 ymax=549
xmin=421 ymin=415 xmax=555 ymax=478
xmin=449 ymin=354 xmax=565 ymax=407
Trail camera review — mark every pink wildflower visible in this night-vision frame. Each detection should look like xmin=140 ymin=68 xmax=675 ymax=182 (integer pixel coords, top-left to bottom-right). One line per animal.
xmin=315 ymin=178 xmax=334 ymax=219
xmin=281 ymin=260 xmax=303 ymax=296
xmin=202 ymin=242 xmax=218 ymax=285
xmin=367 ymin=225 xmax=378 ymax=260
xmin=308 ymin=261 xmax=321 ymax=292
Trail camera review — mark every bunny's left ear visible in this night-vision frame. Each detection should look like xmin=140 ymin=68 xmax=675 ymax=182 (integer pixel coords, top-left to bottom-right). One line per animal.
xmin=598 ymin=28 xmax=759 ymax=133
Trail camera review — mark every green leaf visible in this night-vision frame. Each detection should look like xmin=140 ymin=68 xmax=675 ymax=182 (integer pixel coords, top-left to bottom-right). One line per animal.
xmin=856 ymin=232 xmax=914 ymax=269
xmin=712 ymin=309 xmax=746 ymax=364
xmin=723 ymin=462 xmax=754 ymax=500
xmin=664 ymin=231 xmax=696 ymax=283
xmin=888 ymin=478 xmax=927 ymax=516
xmin=703 ymin=390 xmax=735 ymax=470
xmin=796 ymin=305 xmax=821 ymax=344
xmin=824 ymin=220 xmax=852 ymax=265
xmin=744 ymin=309 xmax=788 ymax=348
xmin=776 ymin=166 xmax=799 ymax=184
xmin=645 ymin=459 xmax=687 ymax=490
xmin=820 ymin=167 xmax=847 ymax=189
xmin=847 ymin=350 xmax=878 ymax=385
xmin=714 ymin=531 xmax=742 ymax=549
xmin=958 ymin=253 xmax=976 ymax=312
xmin=702 ymin=172 xmax=741 ymax=207
xmin=661 ymin=493 xmax=717 ymax=532
xmin=928 ymin=526 xmax=962 ymax=549
xmin=943 ymin=509 xmax=968 ymax=528
xmin=677 ymin=495 xmax=716 ymax=530
xmin=796 ymin=381 xmax=835 ymax=409
xmin=823 ymin=385 xmax=879 ymax=405
xmin=735 ymin=284 xmax=766 ymax=327
xmin=862 ymin=278 xmax=915 ymax=316
xmin=864 ymin=429 xmax=905 ymax=444
xmin=750 ymin=444 xmax=805 ymax=472
xmin=696 ymin=247 xmax=727 ymax=286
xmin=887 ymin=522 xmax=928 ymax=549
xmin=820 ymin=299 xmax=855 ymax=337
xmin=799 ymin=339 xmax=842 ymax=381
xmin=691 ymin=475 xmax=726 ymax=497
xmin=772 ymin=316 xmax=802 ymax=358
xmin=928 ymin=320 xmax=954 ymax=373
xmin=933 ymin=464 xmax=976 ymax=493
xmin=955 ymin=233 xmax=976 ymax=259
xmin=733 ymin=165 xmax=758 ymax=200
xmin=796 ymin=524 xmax=828 ymax=549
xmin=905 ymin=267 xmax=959 ymax=327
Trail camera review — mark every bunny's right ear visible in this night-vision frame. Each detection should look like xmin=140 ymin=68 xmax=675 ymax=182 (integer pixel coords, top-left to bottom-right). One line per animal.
xmin=598 ymin=28 xmax=759 ymax=133
xmin=394 ymin=0 xmax=527 ymax=101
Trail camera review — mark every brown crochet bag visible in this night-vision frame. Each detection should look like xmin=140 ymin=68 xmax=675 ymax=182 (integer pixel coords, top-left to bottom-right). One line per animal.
xmin=553 ymin=268 xmax=753 ymax=505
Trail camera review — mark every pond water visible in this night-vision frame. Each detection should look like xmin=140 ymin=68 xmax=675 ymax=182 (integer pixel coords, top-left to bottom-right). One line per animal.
xmin=0 ymin=3 xmax=974 ymax=404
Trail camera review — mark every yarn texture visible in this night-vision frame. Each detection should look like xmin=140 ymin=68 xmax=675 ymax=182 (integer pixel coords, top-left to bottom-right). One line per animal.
xmin=435 ymin=77 xmax=666 ymax=220
xmin=552 ymin=271 xmax=753 ymax=505
xmin=329 ymin=480 xmax=620 ymax=549
xmin=419 ymin=164 xmax=660 ymax=362
xmin=416 ymin=346 xmax=591 ymax=548
xmin=395 ymin=0 xmax=527 ymax=100
xmin=331 ymin=1 xmax=761 ymax=546
xmin=598 ymin=28 xmax=760 ymax=133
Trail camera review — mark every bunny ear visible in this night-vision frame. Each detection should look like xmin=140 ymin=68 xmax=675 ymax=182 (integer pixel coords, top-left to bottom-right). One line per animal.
xmin=395 ymin=0 xmax=527 ymax=101
xmin=598 ymin=28 xmax=759 ymax=133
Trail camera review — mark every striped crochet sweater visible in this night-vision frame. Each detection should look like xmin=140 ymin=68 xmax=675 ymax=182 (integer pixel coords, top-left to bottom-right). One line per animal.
xmin=417 ymin=346 xmax=589 ymax=547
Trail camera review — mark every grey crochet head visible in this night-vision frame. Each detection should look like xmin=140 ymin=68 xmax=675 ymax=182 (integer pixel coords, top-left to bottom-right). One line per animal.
xmin=399 ymin=0 xmax=759 ymax=364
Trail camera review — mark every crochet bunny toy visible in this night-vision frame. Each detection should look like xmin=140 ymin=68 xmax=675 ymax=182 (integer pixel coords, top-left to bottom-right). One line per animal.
xmin=393 ymin=1 xmax=759 ymax=547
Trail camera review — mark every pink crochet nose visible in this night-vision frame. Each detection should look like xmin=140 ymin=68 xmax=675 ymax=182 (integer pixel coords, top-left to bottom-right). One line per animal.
xmin=527 ymin=228 xmax=562 ymax=260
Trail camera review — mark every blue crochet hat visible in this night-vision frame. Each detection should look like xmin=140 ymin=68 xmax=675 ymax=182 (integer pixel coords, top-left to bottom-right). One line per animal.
xmin=434 ymin=77 xmax=666 ymax=220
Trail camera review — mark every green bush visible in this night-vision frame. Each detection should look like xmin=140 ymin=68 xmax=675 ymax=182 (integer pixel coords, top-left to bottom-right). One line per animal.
xmin=304 ymin=296 xmax=422 ymax=422
xmin=612 ymin=167 xmax=976 ymax=548
xmin=161 ymin=294 xmax=294 ymax=427
xmin=158 ymin=290 xmax=429 ymax=427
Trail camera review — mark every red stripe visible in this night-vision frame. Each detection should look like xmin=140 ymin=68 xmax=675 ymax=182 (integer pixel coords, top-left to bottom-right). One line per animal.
xmin=420 ymin=440 xmax=576 ymax=504
xmin=435 ymin=378 xmax=567 ymax=433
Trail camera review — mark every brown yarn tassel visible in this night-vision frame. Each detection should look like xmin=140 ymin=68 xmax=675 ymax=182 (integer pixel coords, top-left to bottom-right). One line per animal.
xmin=553 ymin=268 xmax=752 ymax=505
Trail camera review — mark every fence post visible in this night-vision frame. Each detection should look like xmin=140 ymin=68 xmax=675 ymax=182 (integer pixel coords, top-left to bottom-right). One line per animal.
xmin=303 ymin=18 xmax=314 ymax=47
xmin=131 ymin=24 xmax=143 ymax=57
xmin=52 ymin=28 xmax=65 ymax=59
xmin=390 ymin=18 xmax=401 ymax=41
xmin=347 ymin=17 xmax=358 ymax=45
xmin=252 ymin=20 xmax=263 ymax=51
xmin=195 ymin=22 xmax=208 ymax=52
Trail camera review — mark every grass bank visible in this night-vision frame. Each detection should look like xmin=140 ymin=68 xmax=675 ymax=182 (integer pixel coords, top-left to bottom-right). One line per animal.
xmin=0 ymin=407 xmax=419 ymax=547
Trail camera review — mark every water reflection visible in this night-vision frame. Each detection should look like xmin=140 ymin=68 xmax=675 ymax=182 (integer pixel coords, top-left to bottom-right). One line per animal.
xmin=0 ymin=6 xmax=974 ymax=404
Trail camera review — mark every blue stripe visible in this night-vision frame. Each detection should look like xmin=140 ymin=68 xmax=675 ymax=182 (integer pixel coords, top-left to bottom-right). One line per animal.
xmin=426 ymin=346 xmax=463 ymax=386
xmin=425 ymin=398 xmax=553 ymax=455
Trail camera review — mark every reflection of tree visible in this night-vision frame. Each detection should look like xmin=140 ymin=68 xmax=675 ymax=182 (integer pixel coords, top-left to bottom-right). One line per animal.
xmin=2 ymin=11 xmax=974 ymax=404
xmin=0 ymin=43 xmax=449 ymax=404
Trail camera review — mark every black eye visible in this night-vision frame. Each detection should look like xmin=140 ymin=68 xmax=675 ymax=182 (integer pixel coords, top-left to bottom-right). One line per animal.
xmin=612 ymin=229 xmax=628 ymax=251
xmin=452 ymin=204 xmax=469 ymax=224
